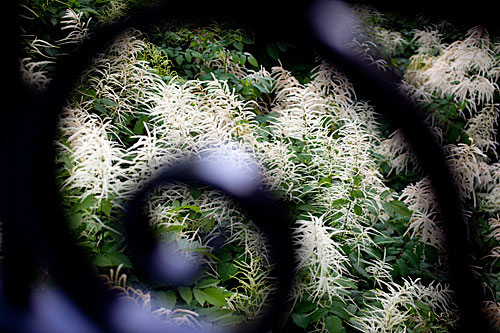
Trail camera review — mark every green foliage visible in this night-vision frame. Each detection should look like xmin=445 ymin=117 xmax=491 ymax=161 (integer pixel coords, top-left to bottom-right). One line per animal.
xmin=19 ymin=1 xmax=500 ymax=332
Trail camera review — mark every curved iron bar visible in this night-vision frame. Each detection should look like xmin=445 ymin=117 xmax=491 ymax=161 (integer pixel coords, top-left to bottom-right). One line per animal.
xmin=123 ymin=158 xmax=294 ymax=333
xmin=0 ymin=0 xmax=495 ymax=332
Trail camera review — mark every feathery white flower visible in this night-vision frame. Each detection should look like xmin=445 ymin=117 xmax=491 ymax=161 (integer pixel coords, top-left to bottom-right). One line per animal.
xmin=57 ymin=107 xmax=129 ymax=203
xmin=293 ymin=214 xmax=353 ymax=303
xmin=57 ymin=8 xmax=91 ymax=45
xmin=400 ymin=177 xmax=444 ymax=249
xmin=465 ymin=104 xmax=499 ymax=155
xmin=413 ymin=28 xmax=444 ymax=55
xmin=405 ymin=26 xmax=500 ymax=114
xmin=445 ymin=142 xmax=491 ymax=205
xmin=480 ymin=163 xmax=500 ymax=213
xmin=352 ymin=279 xmax=456 ymax=332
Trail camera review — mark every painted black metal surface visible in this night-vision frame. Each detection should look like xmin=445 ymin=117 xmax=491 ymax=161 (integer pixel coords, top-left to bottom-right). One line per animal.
xmin=0 ymin=0 xmax=495 ymax=332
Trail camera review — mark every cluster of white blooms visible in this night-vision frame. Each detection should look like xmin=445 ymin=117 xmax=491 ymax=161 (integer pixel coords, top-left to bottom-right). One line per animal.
xmin=57 ymin=8 xmax=92 ymax=46
xmin=20 ymin=7 xmax=92 ymax=91
xmin=400 ymin=177 xmax=444 ymax=249
xmin=293 ymin=214 xmax=352 ymax=303
xmin=405 ymin=26 xmax=500 ymax=115
xmin=44 ymin=6 xmax=462 ymax=329
xmin=58 ymin=105 xmax=129 ymax=204
xmin=465 ymin=104 xmax=499 ymax=155
xmin=444 ymin=143 xmax=491 ymax=206
xmin=352 ymin=279 xmax=455 ymax=332
xmin=97 ymin=0 xmax=128 ymax=24
xmin=412 ymin=27 xmax=444 ymax=55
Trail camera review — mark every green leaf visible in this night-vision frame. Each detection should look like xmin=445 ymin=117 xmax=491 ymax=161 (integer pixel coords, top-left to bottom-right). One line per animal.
xmin=156 ymin=290 xmax=177 ymax=308
xmin=291 ymin=313 xmax=310 ymax=329
xmin=178 ymin=287 xmax=193 ymax=304
xmin=247 ymin=55 xmax=258 ymax=67
xmin=276 ymin=41 xmax=288 ymax=52
xmin=133 ymin=118 xmax=145 ymax=135
xmin=190 ymin=50 xmax=203 ymax=59
xmin=93 ymin=253 xmax=131 ymax=268
xmin=265 ymin=43 xmax=279 ymax=60
xmin=402 ymin=251 xmax=419 ymax=269
xmin=311 ymin=308 xmax=328 ymax=322
xmin=202 ymin=288 xmax=228 ymax=307
xmin=325 ymin=315 xmax=343 ymax=333
xmin=295 ymin=300 xmax=317 ymax=314
xmin=164 ymin=225 xmax=185 ymax=233
xmin=68 ymin=213 xmax=83 ymax=229
xmin=185 ymin=51 xmax=192 ymax=63
xmin=390 ymin=200 xmax=411 ymax=218
xmin=93 ymin=104 xmax=107 ymax=114
xmin=297 ymin=204 xmax=315 ymax=211
xmin=233 ymin=42 xmax=244 ymax=51
xmin=71 ymin=195 xmax=97 ymax=214
xmin=424 ymin=244 xmax=438 ymax=262
xmin=217 ymin=262 xmax=238 ymax=281
xmin=353 ymin=204 xmax=363 ymax=216
xmin=100 ymin=98 xmax=117 ymax=106
xmin=93 ymin=254 xmax=113 ymax=267
xmin=330 ymin=302 xmax=351 ymax=320
xmin=175 ymin=55 xmax=184 ymax=65
xmin=100 ymin=199 xmax=113 ymax=218
xmin=169 ymin=205 xmax=201 ymax=213
xmin=373 ymin=235 xmax=395 ymax=245
xmin=331 ymin=211 xmax=344 ymax=221
xmin=396 ymin=258 xmax=409 ymax=276
xmin=331 ymin=199 xmax=348 ymax=207
xmin=239 ymin=54 xmax=246 ymax=66
xmin=197 ymin=278 xmax=220 ymax=289
xmin=193 ymin=288 xmax=206 ymax=306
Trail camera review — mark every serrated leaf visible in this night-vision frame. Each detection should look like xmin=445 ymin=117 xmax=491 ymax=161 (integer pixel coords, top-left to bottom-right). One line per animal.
xmin=178 ymin=287 xmax=193 ymax=304
xmin=325 ymin=315 xmax=343 ymax=333
xmin=156 ymin=290 xmax=177 ymax=308
xmin=193 ymin=289 xmax=206 ymax=306
xmin=217 ymin=262 xmax=238 ymax=281
xmin=68 ymin=213 xmax=83 ymax=229
xmin=202 ymin=288 xmax=228 ymax=307
xmin=93 ymin=104 xmax=107 ymax=114
xmin=295 ymin=300 xmax=317 ymax=314
xmin=190 ymin=50 xmax=202 ymax=58
xmin=93 ymin=254 xmax=113 ymax=267
xmin=396 ymin=258 xmax=409 ymax=276
xmin=373 ymin=235 xmax=395 ymax=245
xmin=292 ymin=313 xmax=310 ymax=329
xmin=402 ymin=251 xmax=419 ymax=269
xmin=100 ymin=98 xmax=117 ymax=106
xmin=71 ymin=196 xmax=97 ymax=214
xmin=330 ymin=302 xmax=351 ymax=320
xmin=390 ymin=200 xmax=412 ymax=218
xmin=311 ymin=308 xmax=328 ymax=322
xmin=197 ymin=278 xmax=220 ymax=289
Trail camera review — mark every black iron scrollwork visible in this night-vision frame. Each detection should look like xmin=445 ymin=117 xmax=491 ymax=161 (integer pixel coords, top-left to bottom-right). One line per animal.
xmin=0 ymin=0 xmax=496 ymax=332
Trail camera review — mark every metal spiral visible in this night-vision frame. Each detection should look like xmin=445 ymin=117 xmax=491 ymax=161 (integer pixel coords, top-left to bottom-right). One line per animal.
xmin=0 ymin=0 xmax=495 ymax=331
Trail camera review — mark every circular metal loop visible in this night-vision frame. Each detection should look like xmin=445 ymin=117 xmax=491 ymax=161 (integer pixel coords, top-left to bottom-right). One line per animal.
xmin=0 ymin=0 xmax=495 ymax=332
